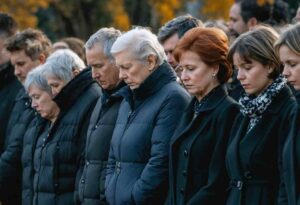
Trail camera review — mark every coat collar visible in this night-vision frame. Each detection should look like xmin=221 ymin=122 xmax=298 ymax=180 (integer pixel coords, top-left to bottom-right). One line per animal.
xmin=100 ymin=81 xmax=127 ymax=105
xmin=53 ymin=68 xmax=96 ymax=111
xmin=124 ymin=62 xmax=177 ymax=108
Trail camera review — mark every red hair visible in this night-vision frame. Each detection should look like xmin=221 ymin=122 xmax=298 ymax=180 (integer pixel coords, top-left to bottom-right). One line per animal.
xmin=174 ymin=27 xmax=232 ymax=84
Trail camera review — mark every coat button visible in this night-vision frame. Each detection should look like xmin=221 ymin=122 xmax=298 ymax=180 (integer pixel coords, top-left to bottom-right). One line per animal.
xmin=81 ymin=179 xmax=85 ymax=183
xmin=183 ymin=150 xmax=188 ymax=157
xmin=182 ymin=170 xmax=187 ymax=176
xmin=86 ymin=161 xmax=89 ymax=165
xmin=180 ymin=188 xmax=184 ymax=194
xmin=244 ymin=171 xmax=252 ymax=179
xmin=95 ymin=125 xmax=98 ymax=129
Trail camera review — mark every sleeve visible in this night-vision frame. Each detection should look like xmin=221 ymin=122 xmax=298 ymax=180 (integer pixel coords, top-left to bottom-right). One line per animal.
xmin=186 ymin=103 xmax=239 ymax=205
xmin=132 ymin=92 xmax=190 ymax=205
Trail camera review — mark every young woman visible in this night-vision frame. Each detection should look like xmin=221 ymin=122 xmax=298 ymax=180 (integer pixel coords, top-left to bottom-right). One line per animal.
xmin=226 ymin=26 xmax=297 ymax=205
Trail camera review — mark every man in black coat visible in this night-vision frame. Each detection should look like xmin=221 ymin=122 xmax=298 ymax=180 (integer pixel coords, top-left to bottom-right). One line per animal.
xmin=76 ymin=27 xmax=126 ymax=205
xmin=0 ymin=28 xmax=52 ymax=205
xmin=0 ymin=12 xmax=21 ymax=154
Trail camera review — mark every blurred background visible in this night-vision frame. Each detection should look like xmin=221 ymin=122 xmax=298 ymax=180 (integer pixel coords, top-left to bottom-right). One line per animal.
xmin=0 ymin=0 xmax=298 ymax=41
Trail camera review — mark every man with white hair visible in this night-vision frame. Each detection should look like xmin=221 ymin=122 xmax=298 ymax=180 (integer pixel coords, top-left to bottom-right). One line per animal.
xmin=105 ymin=27 xmax=190 ymax=205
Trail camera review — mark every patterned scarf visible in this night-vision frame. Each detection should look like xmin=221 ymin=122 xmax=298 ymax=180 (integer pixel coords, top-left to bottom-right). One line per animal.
xmin=239 ymin=75 xmax=286 ymax=132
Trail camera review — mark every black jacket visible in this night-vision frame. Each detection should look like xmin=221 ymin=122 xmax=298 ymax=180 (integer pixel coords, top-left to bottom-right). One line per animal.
xmin=32 ymin=68 xmax=101 ymax=205
xmin=168 ymin=85 xmax=239 ymax=205
xmin=0 ymin=62 xmax=22 ymax=153
xmin=105 ymin=62 xmax=191 ymax=205
xmin=77 ymin=82 xmax=127 ymax=205
xmin=278 ymin=108 xmax=300 ymax=205
xmin=226 ymin=85 xmax=297 ymax=205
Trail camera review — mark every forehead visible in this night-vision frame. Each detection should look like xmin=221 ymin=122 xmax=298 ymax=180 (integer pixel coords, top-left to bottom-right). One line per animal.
xmin=86 ymin=44 xmax=106 ymax=59
xmin=28 ymin=84 xmax=43 ymax=94
xmin=162 ymin=33 xmax=179 ymax=50
xmin=113 ymin=51 xmax=134 ymax=64
xmin=230 ymin=3 xmax=241 ymax=17
xmin=10 ymin=50 xmax=31 ymax=61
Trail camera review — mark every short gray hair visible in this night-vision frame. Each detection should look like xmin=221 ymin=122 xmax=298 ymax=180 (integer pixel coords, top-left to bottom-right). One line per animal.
xmin=43 ymin=49 xmax=85 ymax=83
xmin=85 ymin=27 xmax=122 ymax=61
xmin=111 ymin=27 xmax=166 ymax=65
xmin=24 ymin=65 xmax=51 ymax=94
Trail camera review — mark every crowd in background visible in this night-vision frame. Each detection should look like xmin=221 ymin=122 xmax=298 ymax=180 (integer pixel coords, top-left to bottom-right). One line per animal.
xmin=1 ymin=0 xmax=300 ymax=205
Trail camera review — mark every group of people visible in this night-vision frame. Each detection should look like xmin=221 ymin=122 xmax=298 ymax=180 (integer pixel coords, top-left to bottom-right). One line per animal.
xmin=1 ymin=0 xmax=300 ymax=205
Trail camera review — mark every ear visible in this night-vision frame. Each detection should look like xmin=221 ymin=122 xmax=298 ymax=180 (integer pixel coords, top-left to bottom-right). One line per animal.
xmin=212 ymin=64 xmax=220 ymax=76
xmin=147 ymin=55 xmax=157 ymax=72
xmin=39 ymin=54 xmax=46 ymax=64
xmin=72 ymin=69 xmax=80 ymax=77
xmin=247 ymin=17 xmax=258 ymax=30
xmin=268 ymin=65 xmax=275 ymax=74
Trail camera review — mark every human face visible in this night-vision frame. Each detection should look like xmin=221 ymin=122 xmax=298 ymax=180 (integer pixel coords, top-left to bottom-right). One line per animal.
xmin=46 ymin=75 xmax=67 ymax=97
xmin=0 ymin=37 xmax=10 ymax=66
xmin=162 ymin=33 xmax=179 ymax=69
xmin=29 ymin=85 xmax=60 ymax=122
xmin=228 ymin=3 xmax=248 ymax=37
xmin=86 ymin=44 xmax=120 ymax=90
xmin=11 ymin=50 xmax=42 ymax=84
xmin=179 ymin=51 xmax=219 ymax=101
xmin=233 ymin=53 xmax=273 ymax=96
xmin=279 ymin=45 xmax=300 ymax=90
xmin=114 ymin=51 xmax=153 ymax=90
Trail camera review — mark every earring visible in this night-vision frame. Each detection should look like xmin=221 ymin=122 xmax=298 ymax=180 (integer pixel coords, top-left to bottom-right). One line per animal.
xmin=212 ymin=73 xmax=216 ymax=78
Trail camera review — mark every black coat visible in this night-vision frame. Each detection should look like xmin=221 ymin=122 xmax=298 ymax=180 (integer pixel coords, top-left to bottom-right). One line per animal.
xmin=226 ymin=85 xmax=297 ymax=205
xmin=0 ymin=62 xmax=22 ymax=153
xmin=168 ymin=85 xmax=239 ymax=205
xmin=105 ymin=63 xmax=191 ymax=205
xmin=77 ymin=82 xmax=127 ymax=205
xmin=278 ymin=108 xmax=300 ymax=205
xmin=32 ymin=68 xmax=101 ymax=205
xmin=21 ymin=116 xmax=49 ymax=205
xmin=0 ymin=87 xmax=35 ymax=205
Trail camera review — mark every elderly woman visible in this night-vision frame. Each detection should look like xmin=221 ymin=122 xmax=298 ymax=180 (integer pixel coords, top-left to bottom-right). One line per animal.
xmin=31 ymin=49 xmax=101 ymax=205
xmin=274 ymin=23 xmax=300 ymax=205
xmin=166 ymin=27 xmax=239 ymax=205
xmin=104 ymin=28 xmax=190 ymax=205
xmin=225 ymin=26 xmax=298 ymax=205
xmin=22 ymin=66 xmax=60 ymax=205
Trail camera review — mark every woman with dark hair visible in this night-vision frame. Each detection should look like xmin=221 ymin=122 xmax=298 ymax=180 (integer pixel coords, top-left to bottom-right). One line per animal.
xmin=167 ymin=27 xmax=239 ymax=205
xmin=226 ymin=26 xmax=297 ymax=205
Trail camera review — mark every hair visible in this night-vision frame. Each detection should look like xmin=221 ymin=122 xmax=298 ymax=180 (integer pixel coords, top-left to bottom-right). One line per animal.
xmin=174 ymin=27 xmax=232 ymax=84
xmin=5 ymin=28 xmax=52 ymax=60
xmin=55 ymin=37 xmax=86 ymax=63
xmin=228 ymin=25 xmax=281 ymax=79
xmin=0 ymin=12 xmax=18 ymax=38
xmin=274 ymin=23 xmax=300 ymax=57
xmin=157 ymin=14 xmax=203 ymax=43
xmin=24 ymin=65 xmax=52 ymax=94
xmin=85 ymin=27 xmax=122 ymax=61
xmin=43 ymin=49 xmax=86 ymax=83
xmin=111 ymin=27 xmax=166 ymax=66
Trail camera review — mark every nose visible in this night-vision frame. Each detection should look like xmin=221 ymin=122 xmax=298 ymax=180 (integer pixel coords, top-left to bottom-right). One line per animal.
xmin=92 ymin=70 xmax=100 ymax=79
xmin=119 ymin=69 xmax=126 ymax=80
xmin=52 ymin=88 xmax=58 ymax=97
xmin=180 ymin=69 xmax=189 ymax=83
xmin=237 ymin=69 xmax=245 ymax=81
xmin=282 ymin=66 xmax=290 ymax=78
xmin=14 ymin=66 xmax=21 ymax=76
xmin=31 ymin=100 xmax=37 ymax=109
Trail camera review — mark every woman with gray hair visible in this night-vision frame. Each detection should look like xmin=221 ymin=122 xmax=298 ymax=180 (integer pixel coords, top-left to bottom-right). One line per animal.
xmin=30 ymin=49 xmax=101 ymax=205
xmin=22 ymin=65 xmax=60 ymax=205
xmin=105 ymin=27 xmax=190 ymax=205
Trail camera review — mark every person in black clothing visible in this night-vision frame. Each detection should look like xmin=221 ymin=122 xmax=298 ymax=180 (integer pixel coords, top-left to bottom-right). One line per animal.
xmin=225 ymin=25 xmax=297 ymax=205
xmin=105 ymin=27 xmax=190 ymax=205
xmin=22 ymin=66 xmax=60 ymax=205
xmin=0 ymin=28 xmax=52 ymax=205
xmin=0 ymin=12 xmax=21 ymax=155
xmin=166 ymin=27 xmax=239 ymax=205
xmin=275 ymin=23 xmax=300 ymax=205
xmin=29 ymin=49 xmax=101 ymax=205
xmin=76 ymin=27 xmax=125 ymax=205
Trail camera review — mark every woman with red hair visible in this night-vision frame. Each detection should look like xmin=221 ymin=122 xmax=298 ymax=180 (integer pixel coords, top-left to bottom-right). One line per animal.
xmin=167 ymin=27 xmax=239 ymax=205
